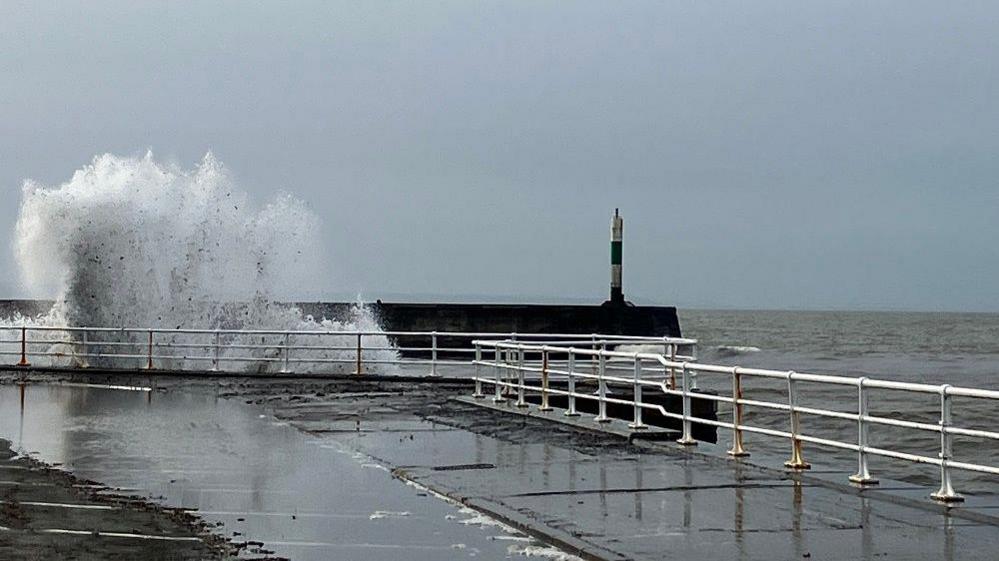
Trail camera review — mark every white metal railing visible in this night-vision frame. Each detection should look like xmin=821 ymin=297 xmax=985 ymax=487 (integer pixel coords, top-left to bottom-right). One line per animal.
xmin=0 ymin=325 xmax=693 ymax=377
xmin=471 ymin=339 xmax=999 ymax=503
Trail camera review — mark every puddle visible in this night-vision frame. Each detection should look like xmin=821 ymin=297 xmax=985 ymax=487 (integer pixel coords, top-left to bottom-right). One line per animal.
xmin=0 ymin=383 xmax=558 ymax=560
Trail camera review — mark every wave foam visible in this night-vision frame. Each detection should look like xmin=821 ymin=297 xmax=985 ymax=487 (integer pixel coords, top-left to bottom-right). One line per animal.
xmin=714 ymin=345 xmax=762 ymax=357
xmin=2 ymin=152 xmax=396 ymax=372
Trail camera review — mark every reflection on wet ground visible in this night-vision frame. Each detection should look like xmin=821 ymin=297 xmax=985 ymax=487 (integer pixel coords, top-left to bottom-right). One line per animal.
xmin=242 ymin=379 xmax=999 ymax=561
xmin=0 ymin=435 xmax=230 ymax=560
xmin=5 ymin=375 xmax=999 ymax=561
xmin=0 ymin=384 xmax=561 ymax=560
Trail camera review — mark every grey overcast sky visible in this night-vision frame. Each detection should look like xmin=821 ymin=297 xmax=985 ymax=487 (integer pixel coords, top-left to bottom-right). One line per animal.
xmin=1 ymin=1 xmax=997 ymax=311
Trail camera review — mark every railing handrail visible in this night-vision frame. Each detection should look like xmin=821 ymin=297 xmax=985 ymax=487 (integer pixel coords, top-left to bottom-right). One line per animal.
xmin=0 ymin=324 xmax=697 ymax=345
xmin=470 ymin=338 xmax=999 ymax=503
xmin=7 ymin=323 xmax=997 ymax=502
xmin=0 ymin=326 xmax=695 ymax=380
xmin=472 ymin=339 xmax=999 ymax=399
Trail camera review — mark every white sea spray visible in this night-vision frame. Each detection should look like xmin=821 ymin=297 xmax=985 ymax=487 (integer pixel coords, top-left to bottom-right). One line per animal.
xmin=2 ymin=152 xmax=396 ymax=372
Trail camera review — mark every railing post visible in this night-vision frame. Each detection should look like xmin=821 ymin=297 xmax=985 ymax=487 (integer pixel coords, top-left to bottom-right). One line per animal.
xmin=539 ymin=350 xmax=552 ymax=411
xmin=677 ymin=363 xmax=697 ymax=445
xmin=17 ymin=326 xmax=30 ymax=367
xmin=145 ymin=329 xmax=154 ymax=370
xmin=595 ymin=345 xmax=609 ymax=422
xmin=728 ymin=367 xmax=749 ymax=457
xmin=504 ymin=349 xmax=513 ymax=393
xmin=472 ymin=344 xmax=484 ymax=398
xmin=281 ymin=332 xmax=290 ymax=373
xmin=931 ymin=385 xmax=964 ymax=502
xmin=689 ymin=343 xmax=698 ymax=389
xmin=430 ymin=331 xmax=439 ymax=377
xmin=668 ymin=342 xmax=677 ymax=390
xmin=516 ymin=347 xmax=528 ymax=408
xmin=492 ymin=347 xmax=505 ymax=402
xmin=662 ymin=337 xmax=669 ymax=386
xmin=591 ymin=333 xmax=598 ymax=377
xmin=849 ymin=377 xmax=877 ymax=485
xmin=211 ymin=330 xmax=220 ymax=372
xmin=629 ymin=357 xmax=646 ymax=429
xmin=565 ymin=350 xmax=579 ymax=416
xmin=784 ymin=371 xmax=810 ymax=469
xmin=80 ymin=329 xmax=89 ymax=368
xmin=507 ymin=335 xmax=517 ymax=397
xmin=355 ymin=333 xmax=362 ymax=375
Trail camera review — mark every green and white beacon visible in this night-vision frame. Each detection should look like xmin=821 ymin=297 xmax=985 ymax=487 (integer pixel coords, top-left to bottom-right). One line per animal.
xmin=610 ymin=208 xmax=625 ymax=305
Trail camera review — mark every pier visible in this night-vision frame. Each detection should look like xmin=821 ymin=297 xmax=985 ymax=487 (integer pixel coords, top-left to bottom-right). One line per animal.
xmin=3 ymin=326 xmax=999 ymax=560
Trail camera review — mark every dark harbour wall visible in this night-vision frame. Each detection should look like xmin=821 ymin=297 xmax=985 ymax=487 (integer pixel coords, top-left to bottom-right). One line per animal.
xmin=299 ymin=302 xmax=682 ymax=337
xmin=1 ymin=299 xmax=682 ymax=338
xmin=297 ymin=301 xmax=683 ymax=359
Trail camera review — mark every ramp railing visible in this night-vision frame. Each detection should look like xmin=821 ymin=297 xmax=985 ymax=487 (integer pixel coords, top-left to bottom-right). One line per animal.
xmin=471 ymin=339 xmax=999 ymax=503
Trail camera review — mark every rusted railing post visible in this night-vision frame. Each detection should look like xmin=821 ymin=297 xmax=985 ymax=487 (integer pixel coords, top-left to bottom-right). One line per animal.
xmin=80 ymin=330 xmax=89 ymax=368
xmin=784 ymin=371 xmax=810 ymax=469
xmin=280 ymin=332 xmax=291 ymax=373
xmin=931 ymin=385 xmax=963 ymax=502
xmin=355 ymin=333 xmax=362 ymax=375
xmin=17 ymin=326 xmax=30 ymax=367
xmin=591 ymin=333 xmax=598 ymax=377
xmin=849 ymin=377 xmax=877 ymax=484
xmin=728 ymin=367 xmax=749 ymax=457
xmin=539 ymin=349 xmax=552 ymax=411
xmin=211 ymin=330 xmax=220 ymax=372
xmin=662 ymin=337 xmax=670 ymax=387
xmin=145 ymin=329 xmax=154 ymax=370
xmin=668 ymin=342 xmax=677 ymax=390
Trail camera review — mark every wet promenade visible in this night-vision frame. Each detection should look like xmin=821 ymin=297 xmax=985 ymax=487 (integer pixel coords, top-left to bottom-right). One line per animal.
xmin=3 ymin=371 xmax=999 ymax=560
xmin=0 ymin=380 xmax=556 ymax=560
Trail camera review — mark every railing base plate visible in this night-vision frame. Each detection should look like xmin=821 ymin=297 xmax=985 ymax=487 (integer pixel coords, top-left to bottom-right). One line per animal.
xmin=455 ymin=396 xmax=679 ymax=442
xmin=849 ymin=474 xmax=879 ymax=485
xmin=930 ymin=492 xmax=965 ymax=503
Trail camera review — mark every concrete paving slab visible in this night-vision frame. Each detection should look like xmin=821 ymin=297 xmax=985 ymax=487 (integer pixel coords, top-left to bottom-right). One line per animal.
xmin=454 ymin=395 xmax=680 ymax=441
xmin=6 ymin=373 xmax=999 ymax=561
xmin=0 ymin=382 xmax=575 ymax=561
xmin=265 ymin=381 xmax=999 ymax=561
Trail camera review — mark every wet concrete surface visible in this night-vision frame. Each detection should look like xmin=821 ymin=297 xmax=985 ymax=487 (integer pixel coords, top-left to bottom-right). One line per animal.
xmin=0 ymin=380 xmax=570 ymax=560
xmin=229 ymin=377 xmax=999 ymax=561
xmin=4 ymin=371 xmax=999 ymax=560
xmin=0 ymin=437 xmax=231 ymax=560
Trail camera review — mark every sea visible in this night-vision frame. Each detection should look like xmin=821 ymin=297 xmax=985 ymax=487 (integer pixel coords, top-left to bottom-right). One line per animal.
xmin=679 ymin=309 xmax=999 ymax=493
xmin=684 ymin=309 xmax=999 ymax=388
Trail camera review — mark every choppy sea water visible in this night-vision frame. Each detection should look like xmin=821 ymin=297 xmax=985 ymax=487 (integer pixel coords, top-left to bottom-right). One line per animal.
xmin=679 ymin=310 xmax=999 ymax=494
xmin=684 ymin=309 xmax=999 ymax=387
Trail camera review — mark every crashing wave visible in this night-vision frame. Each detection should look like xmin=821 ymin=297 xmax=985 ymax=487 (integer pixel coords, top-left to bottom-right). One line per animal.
xmin=714 ymin=345 xmax=762 ymax=357
xmin=1 ymin=152 xmax=396 ymax=372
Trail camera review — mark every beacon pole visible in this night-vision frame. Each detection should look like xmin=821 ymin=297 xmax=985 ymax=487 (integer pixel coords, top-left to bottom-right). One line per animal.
xmin=610 ymin=209 xmax=624 ymax=305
